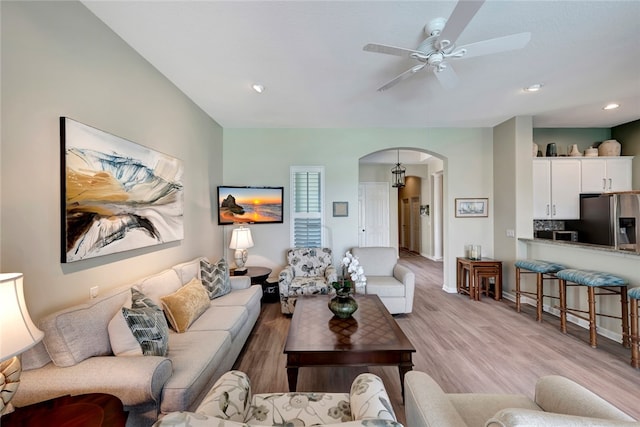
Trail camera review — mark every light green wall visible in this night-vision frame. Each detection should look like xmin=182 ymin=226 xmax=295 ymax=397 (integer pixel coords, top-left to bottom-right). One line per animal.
xmin=223 ymin=128 xmax=494 ymax=292
xmin=1 ymin=1 xmax=223 ymax=321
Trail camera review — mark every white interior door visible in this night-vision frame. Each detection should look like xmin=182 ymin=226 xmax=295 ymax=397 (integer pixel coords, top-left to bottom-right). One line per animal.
xmin=358 ymin=182 xmax=389 ymax=247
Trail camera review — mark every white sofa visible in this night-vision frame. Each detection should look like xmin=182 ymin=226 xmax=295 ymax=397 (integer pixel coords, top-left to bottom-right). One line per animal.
xmin=14 ymin=257 xmax=262 ymax=427
xmin=404 ymin=371 xmax=638 ymax=427
xmin=351 ymin=247 xmax=415 ymax=314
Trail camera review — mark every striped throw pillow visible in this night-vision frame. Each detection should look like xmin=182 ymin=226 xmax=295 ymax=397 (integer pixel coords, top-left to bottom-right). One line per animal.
xmin=201 ymin=258 xmax=231 ymax=300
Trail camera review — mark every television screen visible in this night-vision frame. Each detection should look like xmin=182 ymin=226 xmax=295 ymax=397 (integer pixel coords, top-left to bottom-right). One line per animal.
xmin=217 ymin=186 xmax=284 ymax=225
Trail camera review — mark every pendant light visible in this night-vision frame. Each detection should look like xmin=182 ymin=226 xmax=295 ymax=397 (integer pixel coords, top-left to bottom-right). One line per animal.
xmin=391 ymin=150 xmax=406 ymax=188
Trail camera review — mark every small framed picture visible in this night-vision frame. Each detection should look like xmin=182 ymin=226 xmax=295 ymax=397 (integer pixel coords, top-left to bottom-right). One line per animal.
xmin=455 ymin=198 xmax=488 ymax=218
xmin=333 ymin=201 xmax=348 ymax=217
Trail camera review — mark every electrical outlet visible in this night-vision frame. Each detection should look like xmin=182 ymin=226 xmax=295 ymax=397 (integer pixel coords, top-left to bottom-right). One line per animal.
xmin=90 ymin=286 xmax=99 ymax=299
xmin=506 ymin=229 xmax=515 ymax=238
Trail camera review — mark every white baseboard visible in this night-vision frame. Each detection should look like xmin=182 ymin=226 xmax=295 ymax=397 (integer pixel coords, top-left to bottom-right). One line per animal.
xmin=502 ymin=291 xmax=624 ymax=344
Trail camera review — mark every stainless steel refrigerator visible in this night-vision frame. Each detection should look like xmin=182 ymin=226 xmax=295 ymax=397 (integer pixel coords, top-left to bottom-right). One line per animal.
xmin=576 ymin=192 xmax=640 ymax=252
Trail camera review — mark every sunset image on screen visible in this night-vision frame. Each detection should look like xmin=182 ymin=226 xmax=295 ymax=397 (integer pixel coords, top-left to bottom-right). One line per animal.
xmin=218 ymin=187 xmax=283 ymax=224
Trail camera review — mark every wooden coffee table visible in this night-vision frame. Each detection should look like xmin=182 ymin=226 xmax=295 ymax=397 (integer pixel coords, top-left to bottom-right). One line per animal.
xmin=284 ymin=294 xmax=415 ymax=399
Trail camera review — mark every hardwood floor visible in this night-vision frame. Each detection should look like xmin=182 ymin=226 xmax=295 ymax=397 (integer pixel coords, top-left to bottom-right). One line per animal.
xmin=234 ymin=251 xmax=640 ymax=425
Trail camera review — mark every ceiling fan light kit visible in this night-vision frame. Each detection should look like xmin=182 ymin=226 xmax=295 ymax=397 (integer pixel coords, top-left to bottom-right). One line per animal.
xmin=363 ymin=0 xmax=531 ymax=92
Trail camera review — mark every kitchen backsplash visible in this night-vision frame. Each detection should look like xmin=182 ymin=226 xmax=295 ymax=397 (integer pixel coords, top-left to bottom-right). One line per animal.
xmin=533 ymin=220 xmax=567 ymax=231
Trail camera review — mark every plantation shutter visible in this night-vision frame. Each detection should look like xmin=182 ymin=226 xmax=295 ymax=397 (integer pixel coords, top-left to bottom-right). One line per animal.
xmin=290 ymin=166 xmax=324 ymax=247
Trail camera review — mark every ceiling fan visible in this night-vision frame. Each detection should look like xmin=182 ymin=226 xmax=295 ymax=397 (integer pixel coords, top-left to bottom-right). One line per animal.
xmin=363 ymin=0 xmax=531 ymax=91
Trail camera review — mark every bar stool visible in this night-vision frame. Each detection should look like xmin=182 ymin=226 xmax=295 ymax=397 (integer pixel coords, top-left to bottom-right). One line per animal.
xmin=629 ymin=287 xmax=640 ymax=369
xmin=556 ymin=269 xmax=630 ymax=349
xmin=514 ymin=260 xmax=565 ymax=322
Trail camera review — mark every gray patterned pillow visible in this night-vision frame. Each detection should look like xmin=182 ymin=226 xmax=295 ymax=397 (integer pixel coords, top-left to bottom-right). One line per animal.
xmin=122 ymin=288 xmax=169 ymax=356
xmin=201 ymin=258 xmax=231 ymax=299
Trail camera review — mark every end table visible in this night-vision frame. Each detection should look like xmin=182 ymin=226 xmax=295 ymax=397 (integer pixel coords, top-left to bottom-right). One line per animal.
xmin=232 ymin=266 xmax=276 ymax=302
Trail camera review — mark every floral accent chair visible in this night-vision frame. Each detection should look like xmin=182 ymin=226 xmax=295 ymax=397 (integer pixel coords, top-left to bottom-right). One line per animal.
xmin=153 ymin=370 xmax=402 ymax=427
xmin=279 ymin=248 xmax=338 ymax=314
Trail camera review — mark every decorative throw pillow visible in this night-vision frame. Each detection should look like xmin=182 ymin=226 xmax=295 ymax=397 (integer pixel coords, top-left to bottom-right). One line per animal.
xmin=161 ymin=278 xmax=211 ymax=333
xmin=201 ymin=258 xmax=231 ymax=300
xmin=108 ymin=308 xmax=143 ymax=357
xmin=122 ymin=288 xmax=169 ymax=357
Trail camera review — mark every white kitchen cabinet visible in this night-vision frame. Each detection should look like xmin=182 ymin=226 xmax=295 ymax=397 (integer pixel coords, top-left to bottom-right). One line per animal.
xmin=580 ymin=157 xmax=633 ymax=193
xmin=533 ymin=159 xmax=581 ymax=220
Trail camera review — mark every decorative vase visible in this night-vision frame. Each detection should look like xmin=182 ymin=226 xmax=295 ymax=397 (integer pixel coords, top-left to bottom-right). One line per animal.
xmin=545 ymin=143 xmax=557 ymax=157
xmin=532 ymin=142 xmax=538 ymax=157
xmin=328 ymin=291 xmax=358 ymax=319
xmin=569 ymin=144 xmax=582 ymax=157
xmin=584 ymin=147 xmax=599 ymax=157
xmin=598 ymin=139 xmax=621 ymax=157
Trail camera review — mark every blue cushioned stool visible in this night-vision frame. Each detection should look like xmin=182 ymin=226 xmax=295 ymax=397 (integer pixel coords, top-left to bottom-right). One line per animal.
xmin=629 ymin=287 xmax=640 ymax=368
xmin=556 ymin=269 xmax=630 ymax=349
xmin=514 ymin=260 xmax=565 ymax=322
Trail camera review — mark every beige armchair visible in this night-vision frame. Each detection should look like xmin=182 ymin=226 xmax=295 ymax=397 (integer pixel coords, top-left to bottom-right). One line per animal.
xmin=278 ymin=247 xmax=337 ymax=314
xmin=404 ymin=371 xmax=637 ymax=427
xmin=351 ymin=247 xmax=415 ymax=314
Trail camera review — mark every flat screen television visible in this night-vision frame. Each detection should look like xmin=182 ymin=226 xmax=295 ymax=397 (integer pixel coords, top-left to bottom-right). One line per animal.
xmin=217 ymin=186 xmax=284 ymax=225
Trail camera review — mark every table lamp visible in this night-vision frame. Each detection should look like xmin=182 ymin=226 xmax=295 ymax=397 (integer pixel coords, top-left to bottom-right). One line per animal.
xmin=229 ymin=226 xmax=254 ymax=273
xmin=0 ymin=273 xmax=44 ymax=416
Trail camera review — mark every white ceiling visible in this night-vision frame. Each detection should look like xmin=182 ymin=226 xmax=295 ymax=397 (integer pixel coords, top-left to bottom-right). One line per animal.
xmin=82 ymin=1 xmax=640 ymax=129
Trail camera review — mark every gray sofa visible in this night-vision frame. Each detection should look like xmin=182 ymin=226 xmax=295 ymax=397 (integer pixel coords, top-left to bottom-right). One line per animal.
xmin=404 ymin=371 xmax=638 ymax=427
xmin=14 ymin=257 xmax=262 ymax=427
xmin=351 ymin=247 xmax=415 ymax=314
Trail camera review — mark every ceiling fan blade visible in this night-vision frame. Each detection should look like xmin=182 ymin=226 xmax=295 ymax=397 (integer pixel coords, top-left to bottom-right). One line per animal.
xmin=363 ymin=43 xmax=422 ymax=58
xmin=377 ymin=64 xmax=426 ymax=92
xmin=436 ymin=0 xmax=485 ymax=49
xmin=457 ymin=32 xmax=531 ymax=59
xmin=433 ymin=64 xmax=459 ymax=89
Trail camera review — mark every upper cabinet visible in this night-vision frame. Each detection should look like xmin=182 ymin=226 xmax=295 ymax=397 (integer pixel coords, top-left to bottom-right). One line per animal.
xmin=533 ymin=159 xmax=581 ymax=220
xmin=580 ymin=157 xmax=633 ymax=193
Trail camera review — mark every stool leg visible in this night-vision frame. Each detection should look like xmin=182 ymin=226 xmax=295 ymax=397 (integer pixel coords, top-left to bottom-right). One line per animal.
xmin=536 ymin=272 xmax=543 ymax=322
xmin=588 ymin=287 xmax=597 ymax=348
xmin=631 ymin=299 xmax=639 ymax=369
xmin=495 ymin=267 xmax=502 ymax=301
xmin=515 ymin=267 xmax=521 ymax=312
xmin=621 ymin=287 xmax=630 ymax=348
xmin=559 ymin=279 xmax=567 ymax=334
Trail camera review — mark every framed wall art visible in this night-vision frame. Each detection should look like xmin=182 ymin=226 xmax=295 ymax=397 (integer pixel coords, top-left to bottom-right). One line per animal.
xmin=60 ymin=117 xmax=184 ymax=262
xmin=455 ymin=198 xmax=488 ymax=218
xmin=333 ymin=201 xmax=348 ymax=217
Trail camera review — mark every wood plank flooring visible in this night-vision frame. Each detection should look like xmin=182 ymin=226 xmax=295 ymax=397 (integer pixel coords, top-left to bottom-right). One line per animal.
xmin=234 ymin=251 xmax=640 ymax=425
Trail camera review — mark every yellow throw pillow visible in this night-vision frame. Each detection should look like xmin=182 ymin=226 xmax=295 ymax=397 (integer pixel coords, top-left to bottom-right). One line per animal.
xmin=161 ymin=278 xmax=211 ymax=333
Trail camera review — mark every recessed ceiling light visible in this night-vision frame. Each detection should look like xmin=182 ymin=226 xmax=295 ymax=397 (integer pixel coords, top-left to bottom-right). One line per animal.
xmin=252 ymin=84 xmax=265 ymax=93
xmin=603 ymin=103 xmax=619 ymax=110
xmin=524 ymin=84 xmax=543 ymax=92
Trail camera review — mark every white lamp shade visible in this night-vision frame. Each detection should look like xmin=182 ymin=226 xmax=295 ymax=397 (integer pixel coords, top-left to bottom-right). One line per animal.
xmin=0 ymin=273 xmax=44 ymax=362
xmin=229 ymin=227 xmax=254 ymax=250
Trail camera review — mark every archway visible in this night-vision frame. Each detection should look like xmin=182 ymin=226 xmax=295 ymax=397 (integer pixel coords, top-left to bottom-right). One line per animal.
xmin=358 ymin=148 xmax=444 ymax=261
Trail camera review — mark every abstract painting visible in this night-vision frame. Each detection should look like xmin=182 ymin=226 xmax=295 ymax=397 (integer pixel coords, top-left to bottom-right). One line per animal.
xmin=60 ymin=117 xmax=184 ymax=262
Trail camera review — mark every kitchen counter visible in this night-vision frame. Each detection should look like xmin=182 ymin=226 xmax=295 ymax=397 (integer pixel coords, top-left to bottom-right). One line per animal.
xmin=519 ymin=237 xmax=640 ymax=257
